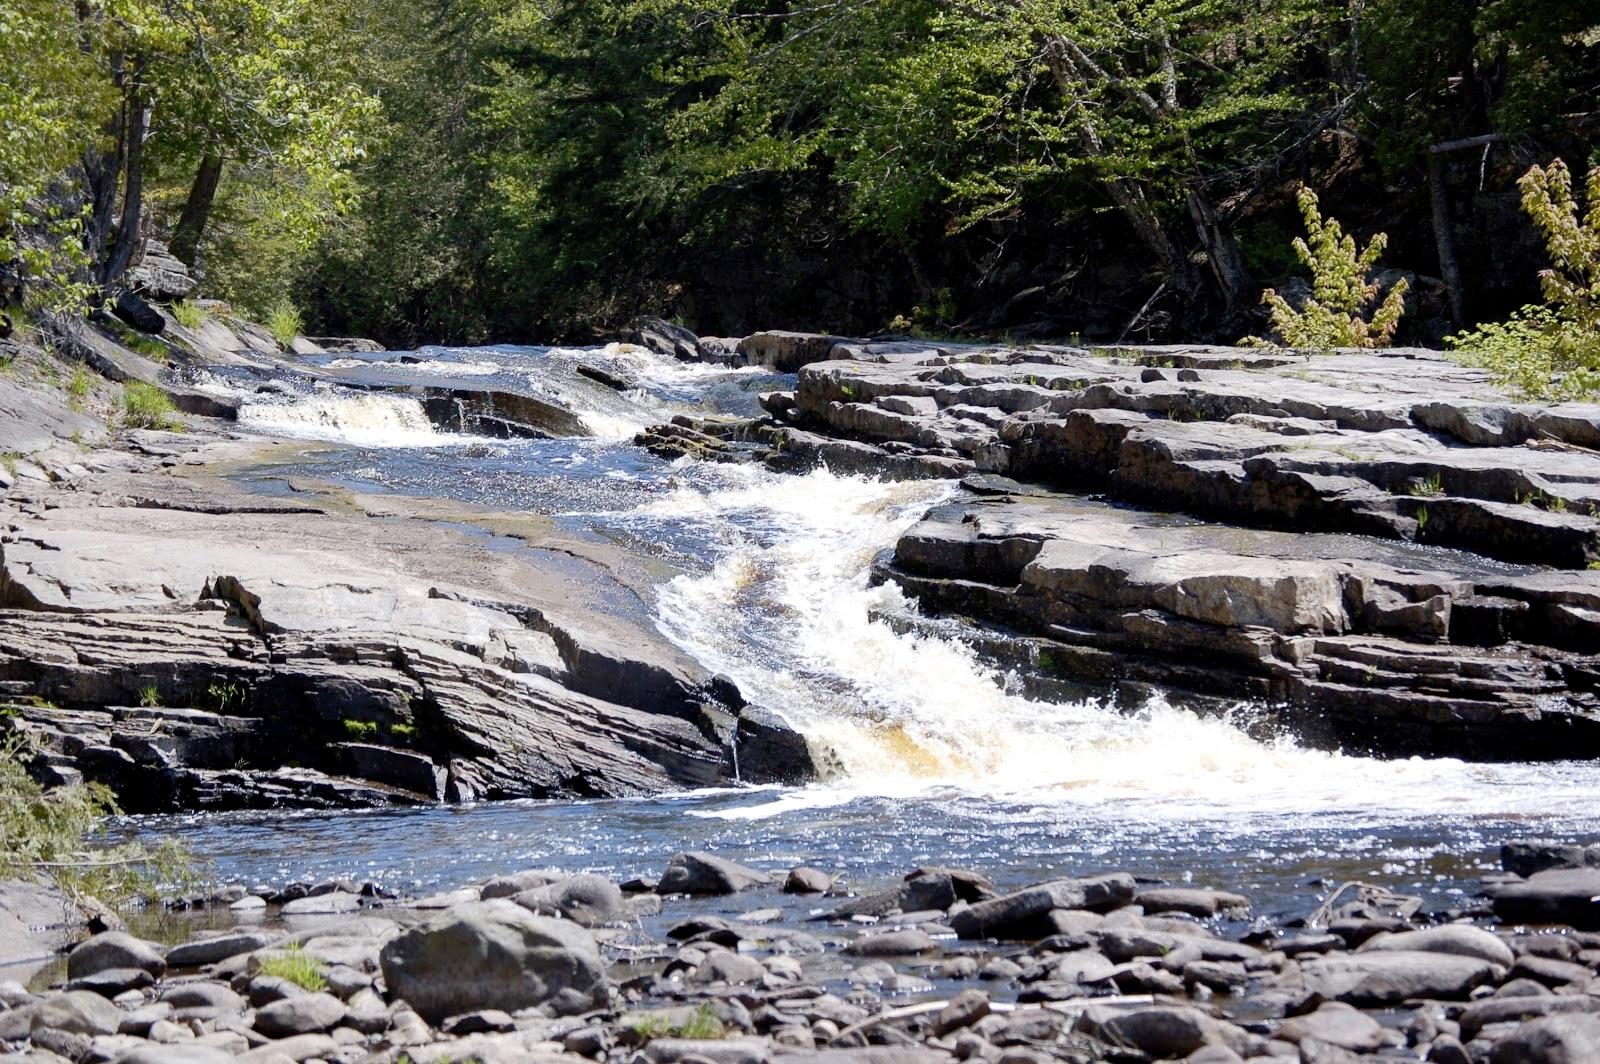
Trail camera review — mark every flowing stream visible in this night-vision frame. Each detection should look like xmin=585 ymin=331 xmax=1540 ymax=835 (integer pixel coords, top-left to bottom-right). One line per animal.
xmin=146 ymin=343 xmax=1600 ymax=919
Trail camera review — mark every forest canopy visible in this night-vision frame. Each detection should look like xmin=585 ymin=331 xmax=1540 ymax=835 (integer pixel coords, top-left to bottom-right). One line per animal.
xmin=2 ymin=0 xmax=1596 ymax=346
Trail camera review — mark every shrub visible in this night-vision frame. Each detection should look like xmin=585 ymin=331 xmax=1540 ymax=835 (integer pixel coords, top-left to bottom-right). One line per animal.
xmin=0 ymin=735 xmax=196 ymax=904
xmin=1450 ymin=159 xmax=1600 ymax=400
xmin=169 ymin=301 xmax=208 ymax=330
xmin=342 ymin=719 xmax=379 ymax=739
xmin=1249 ymin=185 xmax=1408 ymax=349
xmin=265 ymin=299 xmax=304 ymax=349
xmin=122 ymin=382 xmax=180 ymax=431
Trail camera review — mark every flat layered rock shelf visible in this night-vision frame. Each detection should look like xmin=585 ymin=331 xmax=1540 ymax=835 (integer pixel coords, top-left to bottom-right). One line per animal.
xmin=0 ymin=438 xmax=810 ymax=813
xmin=721 ymin=340 xmax=1600 ymax=758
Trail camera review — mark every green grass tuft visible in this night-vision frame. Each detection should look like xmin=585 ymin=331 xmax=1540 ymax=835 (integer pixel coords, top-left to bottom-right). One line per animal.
xmin=137 ymin=685 xmax=162 ymax=708
xmin=169 ymin=301 xmax=208 ymax=330
xmin=255 ymin=945 xmax=328 ymax=991
xmin=265 ymin=299 xmax=304 ymax=349
xmin=122 ymin=382 xmax=181 ymax=431
xmin=342 ymin=719 xmax=379 ymax=739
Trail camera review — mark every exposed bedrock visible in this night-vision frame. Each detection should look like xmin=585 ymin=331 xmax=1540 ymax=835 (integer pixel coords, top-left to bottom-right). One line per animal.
xmin=875 ymin=494 xmax=1600 ymax=759
xmin=769 ymin=343 xmax=1600 ymax=568
xmin=709 ymin=337 xmax=1600 ymax=758
xmin=0 ymin=453 xmax=813 ymax=812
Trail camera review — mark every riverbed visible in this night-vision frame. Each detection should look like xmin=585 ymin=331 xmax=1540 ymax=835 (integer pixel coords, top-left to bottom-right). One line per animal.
xmin=136 ymin=343 xmax=1600 ymax=920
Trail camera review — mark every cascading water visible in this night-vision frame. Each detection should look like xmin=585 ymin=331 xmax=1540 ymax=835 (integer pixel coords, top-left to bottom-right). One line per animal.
xmin=640 ymin=463 xmax=1599 ymax=820
xmin=154 ymin=341 xmax=1600 ymax=901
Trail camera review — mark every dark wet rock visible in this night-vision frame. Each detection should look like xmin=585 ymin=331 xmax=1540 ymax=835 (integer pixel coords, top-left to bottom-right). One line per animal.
xmin=67 ymin=932 xmax=166 ymax=981
xmin=379 ymin=899 xmax=608 ymax=1023
xmin=951 ymin=874 xmax=1135 ymax=939
xmin=1493 ymin=869 xmax=1600 ymax=930
xmin=253 ymin=990 xmax=347 ymax=1037
xmin=1488 ymin=1013 xmax=1600 ymax=1063
xmin=630 ymin=317 xmax=705 ymax=363
xmin=1509 ymin=954 xmax=1595 ymax=988
xmin=1502 ymin=841 xmax=1600 ymax=878
xmin=441 ymin=1008 xmax=516 ymax=1035
xmin=1300 ymin=950 xmax=1500 ymax=1005
xmin=658 ymin=852 xmax=772 ymax=895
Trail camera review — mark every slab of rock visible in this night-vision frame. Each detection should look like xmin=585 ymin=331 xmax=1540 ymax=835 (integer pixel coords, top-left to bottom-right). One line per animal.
xmin=657 ymin=852 xmax=771 ymax=895
xmin=1360 ymin=925 xmax=1515 ymax=967
xmin=1135 ymin=887 xmax=1250 ymax=918
xmin=1300 ymin=950 xmax=1500 ymax=1005
xmin=0 ymin=465 xmax=815 ymax=809
xmin=1494 ymin=869 xmax=1600 ymax=929
xmin=952 ymin=874 xmax=1135 ymax=939
xmin=0 ymin=990 xmax=125 ymax=1039
xmin=378 ymin=899 xmax=607 ymax=1023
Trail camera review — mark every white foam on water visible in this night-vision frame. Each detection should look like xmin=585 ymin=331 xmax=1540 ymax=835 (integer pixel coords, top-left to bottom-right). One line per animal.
xmin=238 ymin=391 xmax=462 ymax=447
xmin=327 ymin=357 xmax=501 ymax=376
xmin=647 ymin=464 xmax=1600 ymax=823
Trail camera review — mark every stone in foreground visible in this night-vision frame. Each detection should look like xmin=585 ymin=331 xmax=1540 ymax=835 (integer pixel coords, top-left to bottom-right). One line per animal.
xmin=378 ymin=899 xmax=607 ymax=1023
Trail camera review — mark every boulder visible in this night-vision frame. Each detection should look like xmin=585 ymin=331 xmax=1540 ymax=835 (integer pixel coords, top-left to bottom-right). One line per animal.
xmin=1494 ymin=869 xmax=1600 ymax=929
xmin=1277 ymin=1003 xmax=1391 ymax=1051
xmin=378 ymin=899 xmax=607 ymax=1023
xmin=1502 ymin=841 xmax=1600 ymax=878
xmin=1083 ymin=1005 xmax=1250 ymax=1058
xmin=784 ymin=868 xmax=833 ymax=894
xmin=166 ymin=931 xmax=282 ymax=968
xmin=656 ymin=852 xmax=771 ymax=895
xmin=842 ymin=930 xmax=938 ymax=957
xmin=253 ymin=991 xmax=347 ymax=1037
xmin=1489 ymin=1014 xmax=1600 ymax=1063
xmin=114 ymin=1047 xmax=236 ymax=1064
xmin=512 ymin=873 xmax=626 ymax=927
xmin=67 ymin=932 xmax=166 ymax=981
xmin=1300 ymin=950 xmax=1500 ymax=1005
xmin=0 ymin=990 xmax=124 ymax=1040
xmin=1360 ymin=925 xmax=1515 ymax=968
xmin=952 ymin=874 xmax=1136 ymax=939
xmin=1135 ymin=887 xmax=1249 ymax=917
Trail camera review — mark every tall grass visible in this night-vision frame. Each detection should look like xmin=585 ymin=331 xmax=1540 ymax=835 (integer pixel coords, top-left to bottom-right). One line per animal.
xmin=265 ymin=299 xmax=304 ymax=349
xmin=122 ymin=382 xmax=181 ymax=431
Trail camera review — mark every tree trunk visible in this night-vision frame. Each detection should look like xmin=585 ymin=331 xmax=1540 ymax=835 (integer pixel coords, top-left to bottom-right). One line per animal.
xmin=100 ymin=87 xmax=149 ymax=288
xmin=1427 ymin=153 xmax=1467 ymax=327
xmin=1185 ymin=188 xmax=1254 ymax=318
xmin=169 ymin=151 xmax=225 ymax=270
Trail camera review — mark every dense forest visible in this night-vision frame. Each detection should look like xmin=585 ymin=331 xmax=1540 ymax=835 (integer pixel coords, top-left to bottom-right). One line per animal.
xmin=3 ymin=0 xmax=1597 ymax=349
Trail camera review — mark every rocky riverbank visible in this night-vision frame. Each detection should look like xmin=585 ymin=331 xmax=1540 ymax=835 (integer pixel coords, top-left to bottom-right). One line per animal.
xmin=637 ymin=327 xmax=1600 ymax=760
xmin=0 ymin=310 xmax=811 ymax=815
xmin=6 ymin=841 xmax=1600 ymax=1063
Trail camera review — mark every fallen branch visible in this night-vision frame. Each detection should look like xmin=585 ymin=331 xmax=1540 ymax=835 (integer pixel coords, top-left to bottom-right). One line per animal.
xmin=829 ymin=993 xmax=1156 ymax=1044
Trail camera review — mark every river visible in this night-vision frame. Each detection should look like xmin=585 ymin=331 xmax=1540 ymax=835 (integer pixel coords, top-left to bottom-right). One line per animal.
xmin=138 ymin=342 xmax=1600 ymax=923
